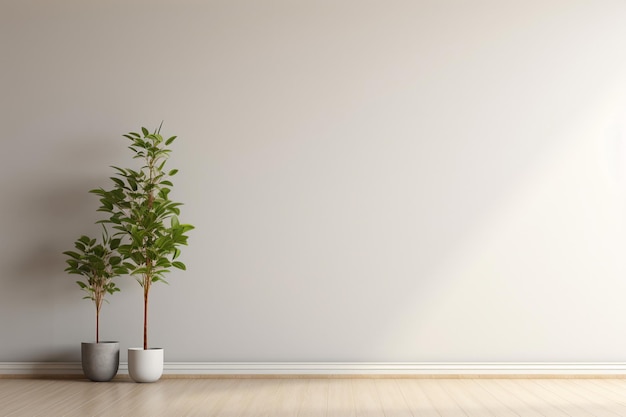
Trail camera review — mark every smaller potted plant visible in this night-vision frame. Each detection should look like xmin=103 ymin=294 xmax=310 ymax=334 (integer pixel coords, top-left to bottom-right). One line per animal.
xmin=63 ymin=228 xmax=128 ymax=382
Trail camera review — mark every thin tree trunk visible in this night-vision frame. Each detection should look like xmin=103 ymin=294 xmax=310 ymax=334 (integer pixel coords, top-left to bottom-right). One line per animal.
xmin=96 ymin=310 xmax=100 ymax=343
xmin=143 ymin=282 xmax=149 ymax=350
xmin=95 ymin=299 xmax=102 ymax=343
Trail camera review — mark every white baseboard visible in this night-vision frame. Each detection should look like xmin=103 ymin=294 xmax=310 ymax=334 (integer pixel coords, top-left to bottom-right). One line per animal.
xmin=2 ymin=362 xmax=626 ymax=376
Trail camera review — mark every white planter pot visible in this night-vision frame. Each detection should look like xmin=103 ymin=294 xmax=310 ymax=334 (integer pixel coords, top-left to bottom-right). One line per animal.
xmin=81 ymin=341 xmax=119 ymax=382
xmin=128 ymin=348 xmax=164 ymax=383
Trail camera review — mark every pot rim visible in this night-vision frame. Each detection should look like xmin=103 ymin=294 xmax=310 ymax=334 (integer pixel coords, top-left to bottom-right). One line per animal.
xmin=128 ymin=347 xmax=163 ymax=351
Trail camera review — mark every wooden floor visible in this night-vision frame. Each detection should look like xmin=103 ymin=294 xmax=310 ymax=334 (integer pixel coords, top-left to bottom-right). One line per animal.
xmin=2 ymin=377 xmax=626 ymax=416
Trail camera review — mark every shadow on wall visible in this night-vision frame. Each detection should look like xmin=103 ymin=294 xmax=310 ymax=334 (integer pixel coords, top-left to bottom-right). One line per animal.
xmin=0 ymin=134 xmax=125 ymax=360
xmin=8 ymin=180 xmax=95 ymax=286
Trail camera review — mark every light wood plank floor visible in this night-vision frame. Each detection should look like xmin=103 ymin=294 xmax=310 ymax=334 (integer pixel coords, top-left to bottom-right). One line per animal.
xmin=2 ymin=377 xmax=626 ymax=416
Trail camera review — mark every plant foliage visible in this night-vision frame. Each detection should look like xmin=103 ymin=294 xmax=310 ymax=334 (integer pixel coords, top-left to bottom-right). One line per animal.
xmin=90 ymin=124 xmax=194 ymax=349
xmin=63 ymin=228 xmax=127 ymax=343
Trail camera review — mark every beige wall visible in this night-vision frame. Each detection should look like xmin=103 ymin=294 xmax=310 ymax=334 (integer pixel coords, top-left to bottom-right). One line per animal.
xmin=2 ymin=0 xmax=626 ymax=362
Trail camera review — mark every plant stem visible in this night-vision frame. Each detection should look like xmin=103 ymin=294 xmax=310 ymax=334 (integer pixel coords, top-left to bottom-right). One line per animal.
xmin=95 ymin=301 xmax=101 ymax=344
xmin=143 ymin=143 xmax=155 ymax=351
xmin=143 ymin=281 xmax=149 ymax=349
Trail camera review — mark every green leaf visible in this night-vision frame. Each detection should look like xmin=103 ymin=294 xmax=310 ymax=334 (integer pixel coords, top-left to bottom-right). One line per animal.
xmin=156 ymin=258 xmax=171 ymax=268
xmin=132 ymin=267 xmax=148 ymax=275
xmin=172 ymin=261 xmax=186 ymax=270
xmin=141 ymin=127 xmax=149 ymax=136
xmin=110 ymin=177 xmax=125 ymax=188
xmin=165 ymin=136 xmax=177 ymax=145
xmin=158 ymin=188 xmax=171 ymax=200
xmin=168 ymin=169 xmax=178 ymax=176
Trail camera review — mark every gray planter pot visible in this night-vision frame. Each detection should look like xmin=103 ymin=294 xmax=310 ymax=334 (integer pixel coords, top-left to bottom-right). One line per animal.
xmin=81 ymin=342 xmax=120 ymax=382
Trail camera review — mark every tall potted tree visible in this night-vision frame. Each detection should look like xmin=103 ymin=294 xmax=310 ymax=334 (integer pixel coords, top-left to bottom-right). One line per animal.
xmin=91 ymin=125 xmax=193 ymax=382
xmin=63 ymin=228 xmax=127 ymax=381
